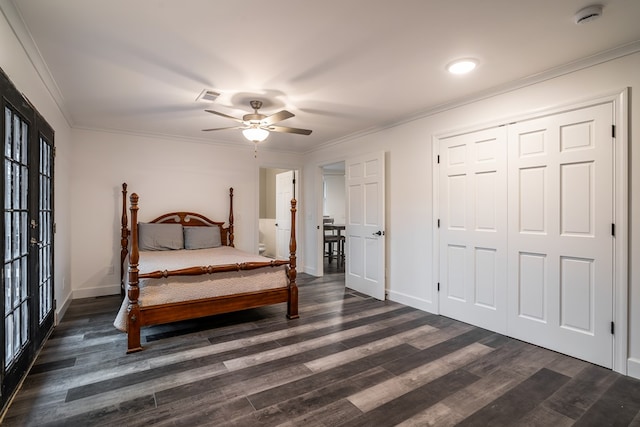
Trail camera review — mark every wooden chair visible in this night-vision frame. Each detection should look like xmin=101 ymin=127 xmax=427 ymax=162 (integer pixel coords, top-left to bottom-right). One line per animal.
xmin=323 ymin=218 xmax=345 ymax=266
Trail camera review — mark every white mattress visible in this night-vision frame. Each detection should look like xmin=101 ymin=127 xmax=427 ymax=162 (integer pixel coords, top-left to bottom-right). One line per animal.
xmin=114 ymin=246 xmax=288 ymax=331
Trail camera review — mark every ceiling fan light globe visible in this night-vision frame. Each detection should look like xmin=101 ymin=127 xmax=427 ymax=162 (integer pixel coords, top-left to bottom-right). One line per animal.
xmin=242 ymin=127 xmax=269 ymax=143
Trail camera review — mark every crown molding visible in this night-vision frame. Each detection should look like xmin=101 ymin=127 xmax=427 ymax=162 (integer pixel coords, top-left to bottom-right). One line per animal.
xmin=0 ymin=0 xmax=73 ymax=126
xmin=308 ymin=39 xmax=640 ymax=154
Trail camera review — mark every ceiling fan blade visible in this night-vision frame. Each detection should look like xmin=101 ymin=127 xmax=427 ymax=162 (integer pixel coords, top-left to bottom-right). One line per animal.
xmin=267 ymin=125 xmax=312 ymax=135
xmin=263 ymin=110 xmax=294 ymax=125
xmin=205 ymin=109 xmax=244 ymax=123
xmin=202 ymin=126 xmax=245 ymax=132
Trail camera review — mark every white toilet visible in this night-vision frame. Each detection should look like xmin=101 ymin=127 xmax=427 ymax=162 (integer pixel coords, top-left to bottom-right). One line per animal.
xmin=258 ymin=243 xmax=266 ymax=256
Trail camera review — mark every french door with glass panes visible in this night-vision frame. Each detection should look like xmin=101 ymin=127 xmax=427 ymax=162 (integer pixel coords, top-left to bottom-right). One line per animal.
xmin=1 ymin=68 xmax=55 ymax=411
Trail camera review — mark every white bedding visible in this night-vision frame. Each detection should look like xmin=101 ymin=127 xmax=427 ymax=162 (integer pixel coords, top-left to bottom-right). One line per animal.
xmin=114 ymin=246 xmax=288 ymax=331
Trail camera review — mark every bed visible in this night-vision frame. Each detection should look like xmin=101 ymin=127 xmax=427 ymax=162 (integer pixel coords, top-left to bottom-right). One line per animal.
xmin=114 ymin=183 xmax=299 ymax=353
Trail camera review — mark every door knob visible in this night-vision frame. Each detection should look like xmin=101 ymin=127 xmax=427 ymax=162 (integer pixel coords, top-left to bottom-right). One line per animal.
xmin=373 ymin=230 xmax=384 ymax=236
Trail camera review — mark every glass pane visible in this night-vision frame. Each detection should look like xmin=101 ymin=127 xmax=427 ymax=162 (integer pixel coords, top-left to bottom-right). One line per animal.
xmin=4 ymin=107 xmax=11 ymax=158
xmin=4 ymin=212 xmax=11 ymax=262
xmin=21 ymin=165 xmax=28 ymax=209
xmin=4 ymin=263 xmax=11 ymax=312
xmin=12 ymin=212 xmax=19 ymax=259
xmin=21 ymin=301 xmax=28 ymax=346
xmin=12 ymin=163 xmax=19 ymax=208
xmin=21 ymin=257 xmax=27 ymax=300
xmin=12 ymin=115 xmax=19 ymax=161
xmin=12 ymin=259 xmax=20 ymax=308
xmin=6 ymin=314 xmax=13 ymax=366
xmin=21 ymin=122 xmax=28 ymax=164
xmin=21 ymin=212 xmax=27 ymax=255
xmin=4 ymin=162 xmax=11 ymax=209
xmin=44 ymin=175 xmax=48 ymax=210
xmin=14 ymin=305 xmax=20 ymax=352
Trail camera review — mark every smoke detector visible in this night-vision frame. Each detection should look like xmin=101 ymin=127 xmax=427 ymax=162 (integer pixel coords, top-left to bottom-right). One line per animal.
xmin=574 ymin=5 xmax=603 ymax=24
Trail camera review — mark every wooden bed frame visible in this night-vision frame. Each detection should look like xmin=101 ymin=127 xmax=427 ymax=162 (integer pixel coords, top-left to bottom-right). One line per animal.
xmin=120 ymin=183 xmax=299 ymax=353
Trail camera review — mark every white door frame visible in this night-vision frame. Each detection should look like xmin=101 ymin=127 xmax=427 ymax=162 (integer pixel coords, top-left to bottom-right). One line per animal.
xmin=256 ymin=164 xmax=302 ymax=264
xmin=315 ymin=159 xmax=346 ymax=277
xmin=432 ymin=89 xmax=629 ymax=374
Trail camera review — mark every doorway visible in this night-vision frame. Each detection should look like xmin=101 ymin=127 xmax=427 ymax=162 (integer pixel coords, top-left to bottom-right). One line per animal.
xmin=259 ymin=167 xmax=297 ymax=259
xmin=1 ymin=68 xmax=55 ymax=412
xmin=322 ymin=162 xmax=346 ymax=276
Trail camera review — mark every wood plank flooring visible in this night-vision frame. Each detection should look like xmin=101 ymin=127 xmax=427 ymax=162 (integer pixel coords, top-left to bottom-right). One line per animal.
xmin=2 ymin=270 xmax=640 ymax=426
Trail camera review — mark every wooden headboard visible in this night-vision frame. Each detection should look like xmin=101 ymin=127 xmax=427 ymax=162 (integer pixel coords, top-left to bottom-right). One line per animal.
xmin=149 ymin=212 xmax=231 ymax=247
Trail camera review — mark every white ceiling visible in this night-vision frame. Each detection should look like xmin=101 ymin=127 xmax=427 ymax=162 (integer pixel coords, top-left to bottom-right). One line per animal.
xmin=4 ymin=0 xmax=640 ymax=154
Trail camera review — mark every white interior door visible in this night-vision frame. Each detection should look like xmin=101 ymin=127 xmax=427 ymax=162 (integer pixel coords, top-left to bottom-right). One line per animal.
xmin=439 ymin=127 xmax=508 ymax=333
xmin=275 ymin=170 xmax=294 ymax=260
xmin=507 ymin=103 xmax=614 ymax=368
xmin=346 ymin=152 xmax=385 ymax=300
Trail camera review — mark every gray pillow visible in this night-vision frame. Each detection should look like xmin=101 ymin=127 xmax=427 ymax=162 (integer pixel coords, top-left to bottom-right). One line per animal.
xmin=138 ymin=223 xmax=184 ymax=250
xmin=184 ymin=225 xmax=222 ymax=249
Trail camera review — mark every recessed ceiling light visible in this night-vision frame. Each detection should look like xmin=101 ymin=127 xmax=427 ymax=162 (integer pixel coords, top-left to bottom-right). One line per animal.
xmin=447 ymin=59 xmax=478 ymax=75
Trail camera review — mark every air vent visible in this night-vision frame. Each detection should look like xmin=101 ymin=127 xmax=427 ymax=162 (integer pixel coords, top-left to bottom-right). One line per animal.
xmin=196 ymin=89 xmax=220 ymax=102
xmin=574 ymin=5 xmax=603 ymax=24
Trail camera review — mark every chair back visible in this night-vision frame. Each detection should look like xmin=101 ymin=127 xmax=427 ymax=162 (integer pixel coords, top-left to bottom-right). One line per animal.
xmin=323 ymin=217 xmax=336 ymax=236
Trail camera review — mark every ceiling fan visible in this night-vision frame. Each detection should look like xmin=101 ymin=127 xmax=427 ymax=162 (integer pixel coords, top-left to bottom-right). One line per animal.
xmin=202 ymin=100 xmax=312 ymax=143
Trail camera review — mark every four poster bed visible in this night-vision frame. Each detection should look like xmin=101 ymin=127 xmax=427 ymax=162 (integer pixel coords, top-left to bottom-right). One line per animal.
xmin=114 ymin=183 xmax=299 ymax=353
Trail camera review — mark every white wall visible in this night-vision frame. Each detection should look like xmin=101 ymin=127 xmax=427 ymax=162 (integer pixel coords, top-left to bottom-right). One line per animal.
xmin=259 ymin=218 xmax=276 ymax=258
xmin=70 ymin=128 xmax=304 ymax=297
xmin=0 ymin=8 xmax=73 ymax=321
xmin=302 ymin=52 xmax=640 ymax=377
xmin=323 ymin=174 xmax=345 ymax=224
xmin=260 ymin=168 xmax=287 ymax=219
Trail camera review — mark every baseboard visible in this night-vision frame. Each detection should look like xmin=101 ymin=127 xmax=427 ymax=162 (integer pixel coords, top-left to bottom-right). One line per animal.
xmin=73 ymin=284 xmax=121 ymax=299
xmin=628 ymin=358 xmax=640 ymax=380
xmin=387 ymin=290 xmax=437 ymax=314
xmin=303 ymin=265 xmax=317 ymax=276
xmin=55 ymin=293 xmax=73 ymax=324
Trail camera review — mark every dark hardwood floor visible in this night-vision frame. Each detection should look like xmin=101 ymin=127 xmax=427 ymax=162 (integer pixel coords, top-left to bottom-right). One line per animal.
xmin=2 ymin=266 xmax=640 ymax=426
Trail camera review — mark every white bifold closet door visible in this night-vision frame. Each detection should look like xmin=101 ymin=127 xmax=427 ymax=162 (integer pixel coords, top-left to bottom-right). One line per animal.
xmin=507 ymin=103 xmax=613 ymax=368
xmin=439 ymin=127 xmax=508 ymax=334
xmin=439 ymin=102 xmax=614 ymax=368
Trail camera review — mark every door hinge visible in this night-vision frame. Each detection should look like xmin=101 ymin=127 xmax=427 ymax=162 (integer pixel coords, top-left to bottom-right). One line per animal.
xmin=612 ymin=125 xmax=615 ymax=138
xmin=437 ymin=155 xmax=440 ymax=164
xmin=53 ymin=223 xmax=56 ymax=234
xmin=437 ymin=219 xmax=440 ymax=228
xmin=292 ymin=178 xmax=295 ymax=184
xmin=437 ymin=282 xmax=440 ymax=292
xmin=611 ymin=223 xmax=615 ymax=237
xmin=53 ymin=146 xmax=57 ymax=157
xmin=611 ymin=321 xmax=615 ymax=335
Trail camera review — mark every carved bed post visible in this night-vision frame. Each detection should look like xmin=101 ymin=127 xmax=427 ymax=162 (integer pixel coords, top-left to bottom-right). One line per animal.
xmin=120 ymin=183 xmax=129 ymax=298
xmin=287 ymin=197 xmax=299 ymax=319
xmin=228 ymin=187 xmax=235 ymax=247
xmin=127 ymin=193 xmax=143 ymax=353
